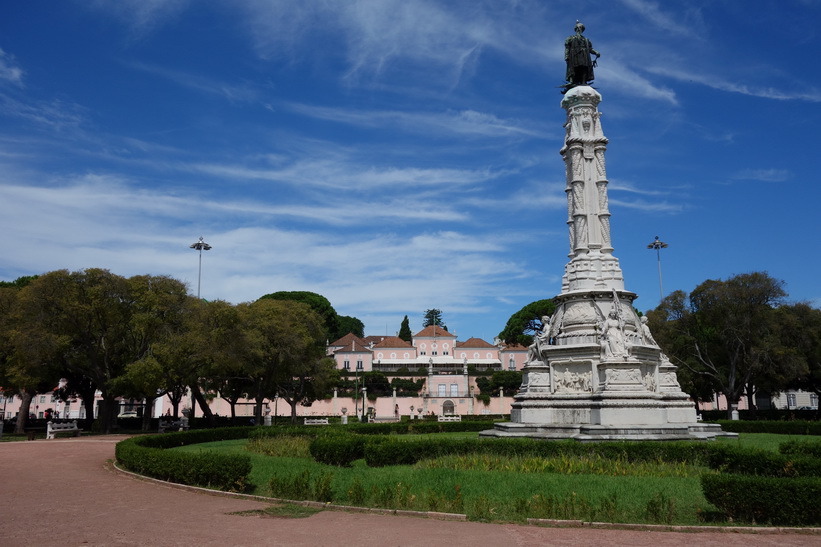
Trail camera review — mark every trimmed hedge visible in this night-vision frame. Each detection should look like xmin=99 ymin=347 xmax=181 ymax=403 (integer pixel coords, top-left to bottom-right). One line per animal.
xmin=712 ymin=420 xmax=821 ymax=435
xmin=702 ymin=473 xmax=821 ymax=525
xmin=362 ymin=437 xmax=718 ymax=468
xmin=706 ymin=445 xmax=821 ymax=477
xmin=780 ymin=440 xmax=821 ymax=458
xmin=309 ymin=434 xmax=370 ymax=466
xmin=115 ymin=426 xmax=255 ymax=492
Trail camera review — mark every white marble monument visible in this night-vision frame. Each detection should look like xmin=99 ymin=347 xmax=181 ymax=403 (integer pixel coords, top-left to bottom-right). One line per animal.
xmin=482 ymin=86 xmax=729 ymax=441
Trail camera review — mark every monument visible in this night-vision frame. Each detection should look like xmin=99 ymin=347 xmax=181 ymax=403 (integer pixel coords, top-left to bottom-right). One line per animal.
xmin=482 ymin=23 xmax=729 ymax=441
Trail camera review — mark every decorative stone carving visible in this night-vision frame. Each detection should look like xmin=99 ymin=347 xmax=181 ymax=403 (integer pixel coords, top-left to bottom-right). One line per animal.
xmin=554 ymin=368 xmax=593 ymax=393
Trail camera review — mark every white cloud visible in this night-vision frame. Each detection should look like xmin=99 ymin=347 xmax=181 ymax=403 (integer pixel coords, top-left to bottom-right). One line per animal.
xmin=732 ymin=169 xmax=791 ymax=183
xmin=87 ymin=0 xmax=190 ymax=38
xmin=286 ymin=102 xmax=547 ymax=139
xmin=127 ymin=62 xmax=262 ymax=103
xmin=644 ymin=65 xmax=821 ymax=103
xmin=0 ymin=48 xmax=24 ymax=86
xmin=618 ymin=0 xmax=703 ymax=38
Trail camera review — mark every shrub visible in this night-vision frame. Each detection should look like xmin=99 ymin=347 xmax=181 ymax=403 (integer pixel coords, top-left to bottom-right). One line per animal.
xmin=712 ymin=420 xmax=821 ymax=435
xmin=706 ymin=444 xmax=821 ymax=477
xmin=309 ymin=434 xmax=369 ymax=466
xmin=779 ymin=440 xmax=821 ymax=458
xmin=702 ymin=473 xmax=821 ymax=525
xmin=116 ymin=430 xmax=252 ymax=492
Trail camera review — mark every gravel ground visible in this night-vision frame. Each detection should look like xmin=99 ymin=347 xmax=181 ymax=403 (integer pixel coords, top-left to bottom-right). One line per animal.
xmin=1 ymin=436 xmax=819 ymax=547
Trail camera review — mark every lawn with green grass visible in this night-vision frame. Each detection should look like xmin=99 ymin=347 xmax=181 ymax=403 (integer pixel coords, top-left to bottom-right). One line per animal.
xmin=172 ymin=431 xmax=821 ymax=525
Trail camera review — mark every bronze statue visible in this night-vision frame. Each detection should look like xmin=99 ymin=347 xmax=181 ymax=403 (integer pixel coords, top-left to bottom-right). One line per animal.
xmin=564 ymin=20 xmax=600 ymax=89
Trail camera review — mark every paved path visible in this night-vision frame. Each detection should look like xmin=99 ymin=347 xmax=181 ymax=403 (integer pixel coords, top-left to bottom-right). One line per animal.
xmin=1 ymin=436 xmax=819 ymax=546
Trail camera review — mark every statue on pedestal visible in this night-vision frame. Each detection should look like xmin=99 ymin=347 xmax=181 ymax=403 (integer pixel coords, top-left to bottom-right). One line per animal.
xmin=564 ymin=21 xmax=600 ymax=90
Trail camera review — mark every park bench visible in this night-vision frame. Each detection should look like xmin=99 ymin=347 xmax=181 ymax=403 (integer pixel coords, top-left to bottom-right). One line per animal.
xmin=46 ymin=420 xmax=80 ymax=439
xmin=437 ymin=415 xmax=461 ymax=422
xmin=303 ymin=418 xmax=329 ymax=425
xmin=158 ymin=418 xmax=189 ymax=433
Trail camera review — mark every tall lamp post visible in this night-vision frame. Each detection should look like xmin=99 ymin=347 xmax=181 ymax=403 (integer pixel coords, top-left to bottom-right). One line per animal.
xmin=646 ymin=235 xmax=668 ymax=302
xmin=189 ymin=236 xmax=212 ymax=299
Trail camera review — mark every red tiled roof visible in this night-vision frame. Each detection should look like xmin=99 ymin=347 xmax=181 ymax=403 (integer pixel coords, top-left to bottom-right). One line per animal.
xmin=336 ymin=340 xmax=373 ymax=353
xmin=501 ymin=343 xmax=528 ymax=351
xmin=456 ymin=337 xmax=496 ymax=348
xmin=329 ymin=332 xmax=367 ymax=347
xmin=413 ymin=325 xmax=456 ymax=338
xmin=372 ymin=336 xmax=413 ymax=349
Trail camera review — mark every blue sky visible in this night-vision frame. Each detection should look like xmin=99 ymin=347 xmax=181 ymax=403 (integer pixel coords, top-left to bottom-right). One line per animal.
xmin=1 ymin=1 xmax=820 ymax=340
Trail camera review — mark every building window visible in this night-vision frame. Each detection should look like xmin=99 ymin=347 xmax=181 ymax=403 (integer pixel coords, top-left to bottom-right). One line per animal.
xmin=438 ymin=384 xmax=446 ymax=397
xmin=811 ymin=394 xmax=819 ymax=408
xmin=356 ymin=360 xmax=363 ymax=370
xmin=343 ymin=360 xmax=350 ymax=370
xmin=420 ymin=351 xmax=426 ymax=355
xmin=487 ymin=352 xmax=493 ymax=359
xmin=450 ymin=384 xmax=458 ymax=397
xmin=377 ymin=352 xmax=384 ymax=359
xmin=509 ymin=358 xmax=515 ymax=370
xmin=390 ymin=352 xmax=396 ymax=359
xmin=443 ymin=351 xmax=449 ymax=355
xmin=787 ymin=393 xmax=797 ymax=408
xmin=40 ymin=396 xmax=46 ymax=403
xmin=432 ymin=351 xmax=438 ymax=356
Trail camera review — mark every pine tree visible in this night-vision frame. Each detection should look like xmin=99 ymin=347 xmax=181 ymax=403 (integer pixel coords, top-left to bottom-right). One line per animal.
xmin=422 ymin=309 xmax=447 ymax=331
xmin=398 ymin=315 xmax=412 ymax=342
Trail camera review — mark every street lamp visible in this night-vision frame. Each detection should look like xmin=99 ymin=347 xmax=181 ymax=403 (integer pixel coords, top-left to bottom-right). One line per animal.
xmin=189 ymin=236 xmax=212 ymax=300
xmin=646 ymin=235 xmax=668 ymax=301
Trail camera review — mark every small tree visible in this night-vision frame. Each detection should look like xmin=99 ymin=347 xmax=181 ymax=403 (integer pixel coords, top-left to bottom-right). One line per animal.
xmin=498 ymin=299 xmax=557 ymax=346
xmin=423 ymin=309 xmax=447 ymax=331
xmin=398 ymin=315 xmax=413 ymax=342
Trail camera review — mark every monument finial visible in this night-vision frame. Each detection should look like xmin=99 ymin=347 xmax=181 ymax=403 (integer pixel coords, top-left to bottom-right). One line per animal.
xmin=563 ymin=21 xmax=600 ymax=92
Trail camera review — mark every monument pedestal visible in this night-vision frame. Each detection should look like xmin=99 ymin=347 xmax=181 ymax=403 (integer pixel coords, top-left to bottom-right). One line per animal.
xmin=482 ymin=86 xmax=733 ymax=442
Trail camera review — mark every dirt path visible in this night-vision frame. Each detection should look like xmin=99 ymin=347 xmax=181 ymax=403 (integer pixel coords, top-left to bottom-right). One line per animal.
xmin=1 ymin=437 xmax=818 ymax=546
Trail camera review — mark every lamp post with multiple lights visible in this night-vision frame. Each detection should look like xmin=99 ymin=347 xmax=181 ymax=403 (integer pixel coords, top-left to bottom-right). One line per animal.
xmin=646 ymin=235 xmax=668 ymax=301
xmin=189 ymin=236 xmax=212 ymax=299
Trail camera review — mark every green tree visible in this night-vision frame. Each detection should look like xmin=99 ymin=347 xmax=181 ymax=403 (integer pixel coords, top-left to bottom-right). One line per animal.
xmin=422 ymin=309 xmax=447 ymax=331
xmin=498 ymin=299 xmax=556 ymax=346
xmin=259 ymin=291 xmax=340 ymax=339
xmin=398 ymin=315 xmax=412 ymax=342
xmin=648 ymin=272 xmax=794 ymax=418
xmin=337 ymin=315 xmax=365 ymax=338
xmin=778 ymin=303 xmax=821 ymax=415
xmin=490 ymin=370 xmax=523 ymax=395
xmin=363 ymin=371 xmax=391 ymax=398
xmin=240 ymin=298 xmax=332 ymax=423
xmin=0 ymin=283 xmax=58 ymax=433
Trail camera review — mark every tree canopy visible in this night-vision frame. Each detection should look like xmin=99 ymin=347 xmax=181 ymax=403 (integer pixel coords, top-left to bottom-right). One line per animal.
xmin=398 ymin=315 xmax=412 ymax=342
xmin=259 ymin=290 xmax=363 ymax=341
xmin=422 ymin=309 xmax=447 ymax=331
xmin=647 ymin=272 xmax=808 ymax=417
xmin=498 ymin=299 xmax=557 ymax=346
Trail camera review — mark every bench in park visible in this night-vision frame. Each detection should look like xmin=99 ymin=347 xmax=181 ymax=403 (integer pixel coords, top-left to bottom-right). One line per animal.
xmin=303 ymin=418 xmax=329 ymax=426
xmin=437 ymin=415 xmax=461 ymax=422
xmin=158 ymin=418 xmax=189 ymax=433
xmin=46 ymin=420 xmax=80 ymax=439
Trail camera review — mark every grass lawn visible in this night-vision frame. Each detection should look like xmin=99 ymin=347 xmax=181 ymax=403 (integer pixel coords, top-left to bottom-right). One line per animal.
xmin=172 ymin=432 xmax=821 ymax=525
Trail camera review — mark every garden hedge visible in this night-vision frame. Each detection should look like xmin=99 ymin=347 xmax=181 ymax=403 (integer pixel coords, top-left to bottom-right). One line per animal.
xmin=702 ymin=473 xmax=821 ymax=525
xmin=712 ymin=420 xmax=821 ymax=435
xmin=706 ymin=444 xmax=821 ymax=477
xmin=780 ymin=440 xmax=821 ymax=458
xmin=115 ymin=426 xmax=255 ymax=492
